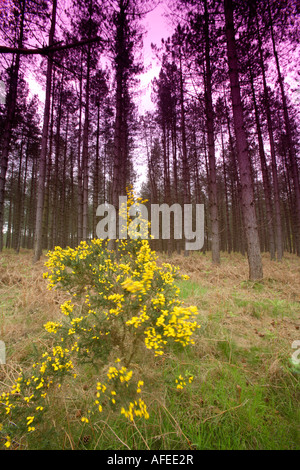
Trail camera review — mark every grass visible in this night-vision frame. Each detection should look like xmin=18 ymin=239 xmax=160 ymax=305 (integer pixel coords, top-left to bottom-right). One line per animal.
xmin=0 ymin=249 xmax=299 ymax=450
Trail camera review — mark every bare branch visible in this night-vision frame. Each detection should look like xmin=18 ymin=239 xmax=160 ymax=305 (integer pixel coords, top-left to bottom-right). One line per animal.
xmin=0 ymin=36 xmax=105 ymax=55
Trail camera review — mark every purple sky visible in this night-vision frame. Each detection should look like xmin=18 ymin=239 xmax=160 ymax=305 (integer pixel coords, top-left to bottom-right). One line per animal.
xmin=138 ymin=2 xmax=174 ymax=112
xmin=27 ymin=2 xmax=173 ymax=113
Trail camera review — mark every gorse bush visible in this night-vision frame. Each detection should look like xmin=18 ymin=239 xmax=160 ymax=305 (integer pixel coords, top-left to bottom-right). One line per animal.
xmin=0 ymin=190 xmax=200 ymax=449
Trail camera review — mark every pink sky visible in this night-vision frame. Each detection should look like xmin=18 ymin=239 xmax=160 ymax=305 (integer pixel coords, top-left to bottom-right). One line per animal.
xmin=26 ymin=2 xmax=173 ymax=114
xmin=137 ymin=2 xmax=174 ymax=112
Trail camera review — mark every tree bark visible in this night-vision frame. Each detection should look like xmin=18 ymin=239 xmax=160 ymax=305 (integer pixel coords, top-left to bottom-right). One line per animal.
xmin=51 ymin=70 xmax=64 ymax=248
xmin=0 ymin=0 xmax=26 ymax=251
xmin=220 ymin=124 xmax=232 ymax=253
xmin=204 ymin=0 xmax=220 ymax=264
xmin=33 ymin=0 xmax=57 ymax=262
xmin=77 ymin=53 xmax=83 ymax=244
xmin=93 ymin=104 xmax=101 ymax=239
xmin=267 ymin=0 xmax=300 ymax=255
xmin=82 ymin=45 xmax=91 ymax=242
xmin=179 ymin=50 xmax=190 ymax=256
xmin=224 ymin=0 xmax=263 ymax=280
xmin=109 ymin=0 xmax=128 ymax=250
xmin=249 ymin=68 xmax=276 ymax=260
xmin=255 ymin=11 xmax=283 ymax=260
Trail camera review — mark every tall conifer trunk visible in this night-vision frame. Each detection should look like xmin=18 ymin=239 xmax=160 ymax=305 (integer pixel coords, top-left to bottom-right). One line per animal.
xmin=224 ymin=0 xmax=263 ymax=280
xmin=204 ymin=0 xmax=220 ymax=264
xmin=0 ymin=0 xmax=26 ymax=251
xmin=33 ymin=0 xmax=57 ymax=262
xmin=267 ymin=0 xmax=300 ymax=255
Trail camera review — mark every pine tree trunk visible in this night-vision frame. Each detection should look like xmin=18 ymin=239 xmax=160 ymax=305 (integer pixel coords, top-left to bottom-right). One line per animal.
xmin=17 ymin=138 xmax=29 ymax=252
xmin=60 ymin=110 xmax=69 ymax=247
xmin=70 ymin=148 xmax=75 ymax=247
xmin=52 ymin=73 xmax=64 ymax=248
xmin=224 ymin=91 xmax=243 ymax=254
xmin=13 ymin=136 xmax=24 ymax=251
xmin=255 ymin=13 xmax=283 ymax=260
xmin=249 ymin=68 xmax=276 ymax=260
xmin=45 ymin=70 xmax=55 ymax=250
xmin=282 ymin=144 xmax=297 ymax=252
xmin=5 ymin=161 xmax=14 ymax=249
xmin=220 ymin=125 xmax=232 ymax=253
xmin=82 ymin=45 xmax=91 ymax=242
xmin=93 ymin=104 xmax=100 ymax=239
xmin=162 ymin=124 xmax=172 ymax=256
xmin=204 ymin=0 xmax=220 ymax=263
xmin=267 ymin=0 xmax=300 ymax=255
xmin=179 ymin=51 xmax=190 ymax=257
xmin=224 ymin=0 xmax=263 ymax=280
xmin=77 ymin=54 xmax=83 ymax=244
xmin=110 ymin=0 xmax=128 ymax=251
xmin=33 ymin=0 xmax=57 ymax=262
xmin=0 ymin=0 xmax=26 ymax=251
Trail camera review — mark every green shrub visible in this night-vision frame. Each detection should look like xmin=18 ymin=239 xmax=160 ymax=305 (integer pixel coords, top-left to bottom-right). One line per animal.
xmin=0 ymin=191 xmax=199 ymax=449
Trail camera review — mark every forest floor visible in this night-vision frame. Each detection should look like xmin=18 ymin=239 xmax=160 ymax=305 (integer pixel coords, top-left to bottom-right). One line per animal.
xmin=0 ymin=249 xmax=299 ymax=450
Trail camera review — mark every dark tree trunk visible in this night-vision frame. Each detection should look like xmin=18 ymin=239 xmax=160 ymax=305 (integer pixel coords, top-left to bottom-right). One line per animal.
xmin=255 ymin=12 xmax=283 ymax=260
xmin=204 ymin=0 xmax=220 ymax=263
xmin=77 ymin=53 xmax=83 ymax=244
xmin=0 ymin=0 xmax=26 ymax=251
xmin=224 ymin=0 xmax=263 ymax=280
xmin=249 ymin=68 xmax=276 ymax=260
xmin=82 ymin=45 xmax=91 ymax=242
xmin=267 ymin=0 xmax=300 ymax=255
xmin=33 ymin=0 xmax=57 ymax=262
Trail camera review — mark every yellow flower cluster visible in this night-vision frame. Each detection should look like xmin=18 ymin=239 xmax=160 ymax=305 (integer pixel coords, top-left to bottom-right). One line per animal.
xmin=158 ymin=305 xmax=200 ymax=347
xmin=0 ymin=341 xmax=76 ymax=446
xmin=126 ymin=305 xmax=149 ymax=328
xmin=27 ymin=416 xmax=35 ymax=432
xmin=151 ymin=293 xmax=166 ymax=307
xmin=60 ymin=300 xmax=74 ymax=316
xmin=44 ymin=321 xmax=62 ymax=334
xmin=43 ymin=227 xmax=199 ymax=359
xmin=175 ymin=374 xmax=194 ymax=390
xmin=0 ymin=188 xmax=202 ymax=448
xmin=144 ymin=327 xmax=167 ymax=356
xmin=34 ymin=345 xmax=75 ymax=376
xmin=92 ymin=361 xmax=147 ymax=421
xmin=44 ymin=240 xmax=103 ymax=291
xmin=121 ymin=278 xmax=145 ymax=294
xmin=121 ymin=398 xmax=149 ymax=421
xmin=107 ymin=365 xmax=133 ymax=384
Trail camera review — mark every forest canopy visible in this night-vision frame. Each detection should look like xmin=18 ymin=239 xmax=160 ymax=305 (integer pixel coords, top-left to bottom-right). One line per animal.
xmin=0 ymin=0 xmax=299 ymax=280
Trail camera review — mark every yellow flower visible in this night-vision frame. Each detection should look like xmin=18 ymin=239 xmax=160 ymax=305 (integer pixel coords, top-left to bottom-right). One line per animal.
xmin=60 ymin=300 xmax=74 ymax=316
xmin=121 ymin=278 xmax=145 ymax=294
xmin=44 ymin=321 xmax=62 ymax=334
xmin=137 ymin=380 xmax=144 ymax=393
xmin=4 ymin=436 xmax=11 ymax=448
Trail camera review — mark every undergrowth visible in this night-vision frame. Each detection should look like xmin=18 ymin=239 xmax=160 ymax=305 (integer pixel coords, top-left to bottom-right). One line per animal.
xmin=0 ymin=209 xmax=299 ymax=450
